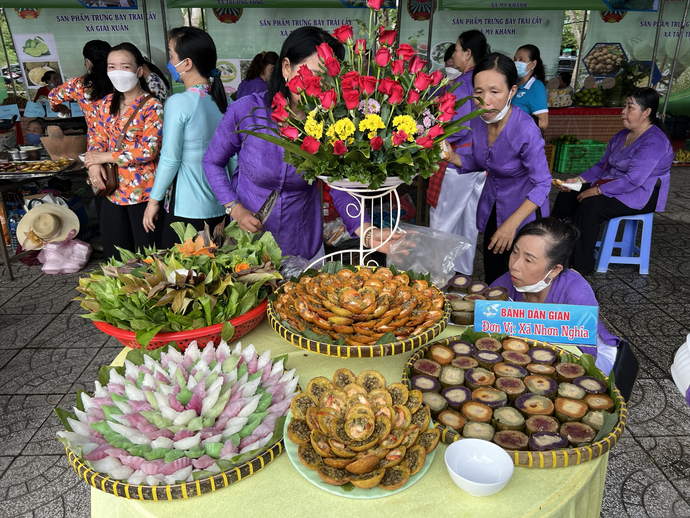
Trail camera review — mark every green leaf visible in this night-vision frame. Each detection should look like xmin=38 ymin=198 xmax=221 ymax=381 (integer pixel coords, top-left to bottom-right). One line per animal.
xmin=375 ymin=332 xmax=396 ymax=345
xmin=54 ymin=408 xmax=77 ymax=432
xmin=125 ymin=348 xmax=146 ymax=367
xmin=592 ymin=411 xmax=619 ymax=443
xmin=221 ymin=321 xmax=235 ymax=343
xmin=580 ymin=353 xmax=606 ymax=381
xmin=273 ymin=354 xmax=288 ymax=369
xmin=135 ymin=324 xmax=165 ymax=348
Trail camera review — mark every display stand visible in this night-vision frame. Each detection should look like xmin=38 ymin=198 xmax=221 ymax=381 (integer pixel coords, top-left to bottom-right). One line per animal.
xmin=309 ymin=176 xmax=405 ymax=269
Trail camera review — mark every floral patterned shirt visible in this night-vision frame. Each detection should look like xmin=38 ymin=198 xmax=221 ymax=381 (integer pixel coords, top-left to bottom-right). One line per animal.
xmin=89 ymin=93 xmax=164 ymax=206
xmin=146 ymin=72 xmax=169 ymax=103
xmin=47 ymin=76 xmax=102 ymax=129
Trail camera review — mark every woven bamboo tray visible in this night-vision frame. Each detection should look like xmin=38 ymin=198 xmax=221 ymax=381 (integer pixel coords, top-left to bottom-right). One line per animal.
xmin=402 ymin=336 xmax=627 ymax=468
xmin=65 ymin=439 xmax=284 ymax=500
xmin=267 ymin=291 xmax=451 ymax=358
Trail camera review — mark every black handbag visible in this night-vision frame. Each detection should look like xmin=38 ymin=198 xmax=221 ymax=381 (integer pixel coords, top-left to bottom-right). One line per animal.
xmin=612 ymin=340 xmax=640 ymax=402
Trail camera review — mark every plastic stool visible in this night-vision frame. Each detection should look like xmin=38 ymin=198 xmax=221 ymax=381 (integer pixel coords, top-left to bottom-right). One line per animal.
xmin=594 ymin=213 xmax=654 ymax=274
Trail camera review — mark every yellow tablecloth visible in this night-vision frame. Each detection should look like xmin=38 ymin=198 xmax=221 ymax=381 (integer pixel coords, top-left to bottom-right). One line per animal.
xmin=90 ymin=320 xmax=608 ymax=518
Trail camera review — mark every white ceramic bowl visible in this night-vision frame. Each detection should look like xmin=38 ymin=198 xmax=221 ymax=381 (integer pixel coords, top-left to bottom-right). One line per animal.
xmin=79 ymin=153 xmax=86 ymax=163
xmin=444 ymin=439 xmax=514 ymax=497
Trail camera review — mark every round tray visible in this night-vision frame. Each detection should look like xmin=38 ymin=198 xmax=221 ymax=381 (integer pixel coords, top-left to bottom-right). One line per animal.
xmin=267 ymin=294 xmax=451 ymax=358
xmin=93 ymin=299 xmax=268 ymax=350
xmin=65 ymin=438 xmax=284 ymax=500
xmin=402 ymin=336 xmax=627 ymax=469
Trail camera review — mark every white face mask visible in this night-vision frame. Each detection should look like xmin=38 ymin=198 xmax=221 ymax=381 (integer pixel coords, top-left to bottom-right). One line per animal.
xmin=514 ymin=267 xmax=555 ymax=293
xmin=483 ymin=93 xmax=513 ymax=124
xmin=108 ymin=70 xmax=139 ymax=93
xmin=445 ymin=67 xmax=462 ymax=81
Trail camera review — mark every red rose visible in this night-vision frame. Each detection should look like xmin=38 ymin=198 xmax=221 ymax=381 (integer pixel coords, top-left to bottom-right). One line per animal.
xmin=438 ymin=92 xmax=456 ymax=113
xmin=359 ymin=75 xmax=377 ymax=96
xmin=271 ymin=92 xmax=287 ymax=110
xmin=391 ymin=59 xmax=405 ymax=76
xmin=378 ymin=27 xmax=397 ymax=46
xmin=416 ymin=135 xmax=434 ymax=149
xmin=316 ymin=42 xmax=334 ymax=62
xmin=406 ymin=89 xmax=420 ymax=105
xmin=438 ymin=111 xmax=455 ymax=122
xmin=375 ymin=47 xmax=391 ymax=67
xmin=341 ymin=70 xmax=360 ymax=91
xmin=280 ymin=125 xmax=299 ymax=140
xmin=286 ymin=75 xmax=304 ymax=94
xmin=301 ymin=136 xmax=320 ymax=154
xmin=414 ymin=72 xmax=433 ymax=91
xmin=298 ymin=64 xmax=313 ymax=78
xmin=325 ymin=57 xmax=341 ymax=77
xmin=392 ymin=130 xmax=407 ymax=146
xmin=367 ymin=0 xmax=385 ymax=10
xmin=408 ymin=55 xmax=426 ymax=74
xmin=333 ymin=24 xmax=354 ymax=44
xmin=320 ymin=89 xmax=337 ymax=110
xmin=396 ymin=44 xmax=415 ymax=61
xmin=333 ymin=140 xmax=348 ymax=156
xmin=427 ymin=124 xmax=444 ymax=138
xmin=430 ymin=70 xmax=444 ymax=85
xmin=388 ymin=84 xmax=404 ymax=105
xmin=378 ymin=77 xmax=398 ymax=95
xmin=355 ymin=39 xmax=367 ymax=55
xmin=343 ymin=89 xmax=360 ymax=110
xmin=271 ymin=106 xmax=289 ymax=124
xmin=302 ymin=76 xmax=322 ymax=97
xmin=370 ymin=136 xmax=384 ymax=151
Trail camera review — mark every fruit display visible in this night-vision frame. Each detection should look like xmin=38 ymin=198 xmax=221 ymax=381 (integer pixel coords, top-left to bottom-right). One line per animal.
xmin=0 ymin=157 xmax=73 ymax=173
xmin=23 ymin=36 xmax=50 ymax=57
xmin=674 ymin=149 xmax=690 ymax=164
xmin=404 ymin=332 xmax=624 ymax=456
xmin=583 ymin=43 xmax=627 ymax=76
xmin=443 ymin=274 xmax=508 ymax=326
xmin=56 ymin=341 xmax=298 ymax=487
xmin=547 ymin=87 xmax=573 ymax=108
xmin=272 ymin=265 xmax=447 ymax=346
xmin=572 ymin=87 xmax=604 ymax=107
xmin=286 ymin=369 xmax=440 ymax=491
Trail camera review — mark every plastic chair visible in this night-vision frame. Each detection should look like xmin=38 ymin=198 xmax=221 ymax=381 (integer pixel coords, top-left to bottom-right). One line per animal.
xmin=594 ymin=213 xmax=654 ymax=274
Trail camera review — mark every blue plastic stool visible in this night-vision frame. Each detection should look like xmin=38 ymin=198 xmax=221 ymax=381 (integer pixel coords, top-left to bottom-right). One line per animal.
xmin=594 ymin=213 xmax=654 ymax=274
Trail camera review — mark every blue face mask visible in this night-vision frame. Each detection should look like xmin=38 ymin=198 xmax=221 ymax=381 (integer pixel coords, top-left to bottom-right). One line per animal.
xmin=166 ymin=59 xmax=186 ymax=83
xmin=514 ymin=60 xmax=532 ymax=79
xmin=25 ymin=133 xmax=43 ymax=145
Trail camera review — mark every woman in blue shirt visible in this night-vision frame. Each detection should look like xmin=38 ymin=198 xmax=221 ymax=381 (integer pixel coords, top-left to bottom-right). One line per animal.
xmin=513 ymin=44 xmax=548 ymax=131
xmin=143 ymin=27 xmax=236 ymax=247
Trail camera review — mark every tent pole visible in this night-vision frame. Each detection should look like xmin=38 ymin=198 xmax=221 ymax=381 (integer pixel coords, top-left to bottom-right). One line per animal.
xmin=1 ymin=9 xmax=17 ymax=98
xmin=662 ymin=0 xmax=690 ymax=117
xmin=425 ymin=0 xmax=435 ymax=70
xmin=142 ymin=0 xmax=152 ymax=63
xmin=394 ymin=0 xmax=404 ymax=46
xmin=573 ymin=10 xmax=588 ymax=90
xmin=160 ymin=0 xmax=171 ymax=82
xmin=187 ymin=8 xmax=192 ymax=27
xmin=201 ymin=8 xmax=206 ymax=31
xmin=648 ymin=0 xmax=665 ymax=87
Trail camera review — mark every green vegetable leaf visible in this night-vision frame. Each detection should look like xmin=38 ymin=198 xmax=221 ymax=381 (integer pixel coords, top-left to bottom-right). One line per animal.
xmin=592 ymin=411 xmax=619 ymax=443
xmin=221 ymin=321 xmax=235 ymax=343
xmin=375 ymin=332 xmax=396 ymax=345
xmin=54 ymin=408 xmax=77 ymax=432
xmin=125 ymin=348 xmax=146 ymax=367
xmin=135 ymin=324 xmax=165 ymax=348
xmin=580 ymin=353 xmax=606 ymax=382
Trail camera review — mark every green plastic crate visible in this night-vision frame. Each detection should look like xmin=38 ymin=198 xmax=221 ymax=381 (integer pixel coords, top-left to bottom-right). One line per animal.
xmin=553 ymin=140 xmax=607 ymax=174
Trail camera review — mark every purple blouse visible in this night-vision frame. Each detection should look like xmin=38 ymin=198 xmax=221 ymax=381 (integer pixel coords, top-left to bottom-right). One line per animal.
xmin=236 ymin=77 xmax=267 ymax=100
xmin=202 ymin=92 xmax=362 ymax=259
xmin=492 ymin=269 xmax=620 ymax=359
xmin=580 ymin=126 xmax=672 ymax=212
xmin=455 ymin=106 xmax=551 ymax=233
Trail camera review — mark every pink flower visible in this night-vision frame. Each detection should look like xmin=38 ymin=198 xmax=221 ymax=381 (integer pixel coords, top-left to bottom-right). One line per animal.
xmin=298 ymin=64 xmax=313 ymax=78
xmin=271 ymin=92 xmax=287 ymax=110
xmin=286 ymin=76 xmax=303 ymax=94
xmin=320 ymin=89 xmax=337 ymax=110
xmin=408 ymin=55 xmax=426 ymax=74
xmin=414 ymin=72 xmax=434 ymax=91
xmin=430 ymin=70 xmax=444 ymax=85
xmin=367 ymin=0 xmax=385 ymax=10
xmin=359 ymin=76 xmax=377 ymax=96
xmin=333 ymin=140 xmax=348 ymax=155
xmin=392 ymin=130 xmax=407 ymax=146
xmin=341 ymin=71 xmax=360 ymax=91
xmin=343 ymin=89 xmax=361 ymax=110
xmin=388 ymin=84 xmax=405 ymax=105
xmin=271 ymin=106 xmax=289 ymax=124
xmin=378 ymin=27 xmax=397 ymax=46
xmin=370 ymin=136 xmax=384 ymax=151
xmin=302 ymin=76 xmax=322 ymax=97
xmin=355 ymin=39 xmax=367 ymax=55
xmin=333 ymin=25 xmax=354 ymax=44
xmin=280 ymin=125 xmax=299 ymax=140
xmin=427 ymin=124 xmax=444 ymax=138
xmin=375 ymin=47 xmax=391 ymax=67
xmin=416 ymin=135 xmax=434 ymax=149
xmin=391 ymin=60 xmax=405 ymax=76
xmin=378 ymin=78 xmax=398 ymax=96
xmin=396 ymin=44 xmax=415 ymax=61
xmin=316 ymin=42 xmax=334 ymax=62
xmin=406 ymin=89 xmax=420 ymax=105
xmin=301 ymin=136 xmax=320 ymax=154
xmin=324 ymin=57 xmax=341 ymax=77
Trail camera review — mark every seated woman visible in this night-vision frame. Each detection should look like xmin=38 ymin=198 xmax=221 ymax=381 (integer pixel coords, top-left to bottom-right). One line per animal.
xmin=491 ymin=217 xmax=621 ymax=377
xmin=552 ymin=87 xmax=673 ymax=274
xmin=25 ymin=118 xmax=47 ymax=146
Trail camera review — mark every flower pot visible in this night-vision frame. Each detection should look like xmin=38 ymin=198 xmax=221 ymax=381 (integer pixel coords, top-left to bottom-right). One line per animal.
xmin=317 ymin=175 xmax=411 ymax=192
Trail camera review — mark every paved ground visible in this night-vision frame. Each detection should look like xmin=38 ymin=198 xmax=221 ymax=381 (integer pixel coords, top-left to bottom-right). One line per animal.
xmin=1 ymin=170 xmax=690 ymax=517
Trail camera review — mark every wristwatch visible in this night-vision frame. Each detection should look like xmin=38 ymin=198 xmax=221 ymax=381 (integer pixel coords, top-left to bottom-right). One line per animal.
xmin=225 ymin=200 xmax=240 ymax=217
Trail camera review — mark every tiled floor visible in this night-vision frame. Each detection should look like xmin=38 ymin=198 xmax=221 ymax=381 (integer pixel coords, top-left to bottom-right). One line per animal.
xmin=1 ymin=170 xmax=690 ymax=517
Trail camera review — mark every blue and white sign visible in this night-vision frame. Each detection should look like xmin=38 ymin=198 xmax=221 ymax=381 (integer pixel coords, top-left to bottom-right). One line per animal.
xmin=23 ymin=101 xmax=45 ymax=118
xmin=474 ymin=300 xmax=598 ymax=345
xmin=43 ymin=102 xmax=60 ymax=118
xmin=0 ymin=104 xmax=20 ymax=120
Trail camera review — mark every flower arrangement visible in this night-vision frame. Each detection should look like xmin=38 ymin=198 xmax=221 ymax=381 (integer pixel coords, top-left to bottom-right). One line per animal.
xmin=245 ymin=0 xmax=482 ymax=190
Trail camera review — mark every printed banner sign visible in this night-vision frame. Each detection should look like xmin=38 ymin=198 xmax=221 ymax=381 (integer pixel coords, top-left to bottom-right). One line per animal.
xmin=474 ymin=300 xmax=598 ymax=345
xmin=23 ymin=101 xmax=45 ymax=117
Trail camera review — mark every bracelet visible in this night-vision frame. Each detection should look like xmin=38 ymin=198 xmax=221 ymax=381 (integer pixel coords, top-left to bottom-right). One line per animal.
xmin=225 ymin=200 xmax=240 ymax=218
xmin=362 ymin=226 xmax=375 ymax=248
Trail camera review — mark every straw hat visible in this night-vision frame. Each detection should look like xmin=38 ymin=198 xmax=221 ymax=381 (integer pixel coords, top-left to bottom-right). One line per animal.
xmin=16 ymin=203 xmax=80 ymax=251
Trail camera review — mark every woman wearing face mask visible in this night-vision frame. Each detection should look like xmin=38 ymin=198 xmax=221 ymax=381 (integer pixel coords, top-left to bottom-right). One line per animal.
xmin=33 ymin=71 xmax=60 ymax=103
xmin=24 ymin=118 xmax=46 ymax=147
xmin=552 ymin=87 xmax=672 ymax=274
xmin=512 ymin=44 xmax=548 ymax=131
xmin=429 ymin=30 xmax=490 ymax=276
xmin=84 ymin=42 xmax=164 ymax=259
xmin=203 ymin=27 xmax=400 ymax=260
xmin=143 ymin=27 xmax=234 ymax=248
xmin=445 ymin=53 xmax=551 ymax=285
xmin=491 ymin=217 xmax=622 ymax=377
xmin=236 ymin=51 xmax=279 ymax=100
xmin=48 ymin=39 xmax=112 ymax=130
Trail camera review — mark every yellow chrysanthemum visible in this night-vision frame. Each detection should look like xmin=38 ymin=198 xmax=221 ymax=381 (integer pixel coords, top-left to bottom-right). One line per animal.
xmin=358 ymin=114 xmax=385 ymax=134
xmin=392 ymin=115 xmax=418 ymax=142
xmin=332 ymin=118 xmax=356 ymax=141
xmin=304 ymin=116 xmax=323 ymax=140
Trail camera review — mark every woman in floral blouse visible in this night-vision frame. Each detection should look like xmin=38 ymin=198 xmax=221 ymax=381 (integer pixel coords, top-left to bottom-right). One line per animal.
xmin=84 ymin=42 xmax=164 ymax=260
xmin=48 ymin=39 xmax=113 ymax=130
